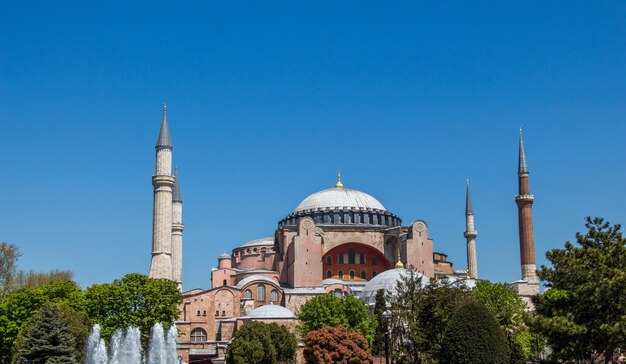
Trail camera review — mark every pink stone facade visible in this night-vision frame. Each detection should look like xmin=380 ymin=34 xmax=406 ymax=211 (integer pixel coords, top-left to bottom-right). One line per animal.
xmin=175 ymin=185 xmax=457 ymax=363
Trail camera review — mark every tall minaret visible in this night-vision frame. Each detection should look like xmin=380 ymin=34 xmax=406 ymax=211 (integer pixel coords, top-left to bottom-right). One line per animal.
xmin=171 ymin=168 xmax=184 ymax=290
xmin=515 ymin=128 xmax=538 ymax=284
xmin=464 ymin=179 xmax=478 ymax=279
xmin=149 ymin=104 xmax=175 ymax=280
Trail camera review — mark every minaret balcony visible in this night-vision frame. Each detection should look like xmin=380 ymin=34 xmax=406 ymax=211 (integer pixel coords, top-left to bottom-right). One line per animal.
xmin=464 ymin=231 xmax=478 ymax=239
xmin=515 ymin=194 xmax=534 ymax=203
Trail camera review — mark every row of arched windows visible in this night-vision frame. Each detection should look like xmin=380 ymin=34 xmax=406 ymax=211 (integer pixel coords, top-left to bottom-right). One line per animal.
xmin=327 ymin=270 xmax=377 ymax=280
xmin=242 ymin=285 xmax=279 ymax=303
xmin=326 ymin=249 xmax=377 ymax=265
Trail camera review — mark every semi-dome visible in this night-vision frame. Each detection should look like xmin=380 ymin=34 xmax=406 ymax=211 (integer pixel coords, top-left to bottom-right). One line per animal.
xmin=359 ymin=268 xmax=427 ymax=306
xmin=294 ymin=187 xmax=386 ymax=213
xmin=247 ymin=304 xmax=295 ymax=319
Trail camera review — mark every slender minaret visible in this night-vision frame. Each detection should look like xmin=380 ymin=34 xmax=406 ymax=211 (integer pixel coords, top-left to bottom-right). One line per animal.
xmin=149 ymin=104 xmax=175 ymax=280
xmin=515 ymin=128 xmax=538 ymax=284
xmin=464 ymin=179 xmax=478 ymax=279
xmin=171 ymin=168 xmax=184 ymax=290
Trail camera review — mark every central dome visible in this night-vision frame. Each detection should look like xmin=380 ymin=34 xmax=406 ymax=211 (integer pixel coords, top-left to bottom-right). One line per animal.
xmin=294 ymin=187 xmax=386 ymax=213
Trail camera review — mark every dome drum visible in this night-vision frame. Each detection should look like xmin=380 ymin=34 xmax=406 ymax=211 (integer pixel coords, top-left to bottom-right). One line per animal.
xmin=278 ymin=208 xmax=401 ymax=228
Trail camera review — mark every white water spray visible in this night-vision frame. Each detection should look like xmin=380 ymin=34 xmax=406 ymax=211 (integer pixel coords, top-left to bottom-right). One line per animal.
xmin=84 ymin=323 xmax=176 ymax=364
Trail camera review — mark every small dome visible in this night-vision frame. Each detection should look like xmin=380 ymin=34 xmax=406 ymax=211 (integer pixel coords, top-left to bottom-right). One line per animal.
xmin=294 ymin=187 xmax=386 ymax=213
xmin=248 ymin=304 xmax=295 ymax=319
xmin=240 ymin=237 xmax=274 ymax=248
xmin=359 ymin=268 xmax=427 ymax=306
xmin=218 ymin=253 xmax=230 ymax=259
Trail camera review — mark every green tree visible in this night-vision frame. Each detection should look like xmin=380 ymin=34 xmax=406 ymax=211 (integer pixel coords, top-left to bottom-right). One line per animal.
xmin=303 ymin=326 xmax=372 ymax=364
xmin=8 ymin=269 xmax=74 ymax=290
xmin=0 ymin=242 xmax=20 ymax=293
xmin=84 ymin=273 xmax=181 ymax=348
xmin=13 ymin=302 xmax=90 ymax=364
xmin=471 ymin=280 xmax=531 ymax=359
xmin=440 ymin=301 xmax=510 ymax=364
xmin=297 ymin=294 xmax=376 ymax=344
xmin=226 ymin=321 xmax=296 ymax=364
xmin=0 ymin=281 xmax=84 ymax=363
xmin=371 ymin=289 xmax=388 ymax=357
xmin=528 ymin=217 xmax=626 ymax=363
xmin=388 ymin=272 xmax=470 ymax=363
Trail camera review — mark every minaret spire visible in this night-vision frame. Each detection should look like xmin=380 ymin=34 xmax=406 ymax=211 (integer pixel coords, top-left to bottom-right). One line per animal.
xmin=518 ymin=127 xmax=528 ymax=175
xmin=156 ymin=103 xmax=172 ymax=149
xmin=465 ymin=178 xmax=474 ymax=215
xmin=464 ymin=178 xmax=478 ymax=279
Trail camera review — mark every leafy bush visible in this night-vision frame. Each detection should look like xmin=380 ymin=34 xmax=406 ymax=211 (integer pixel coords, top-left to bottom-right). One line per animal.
xmin=226 ymin=321 xmax=296 ymax=364
xmin=297 ymin=294 xmax=376 ymax=344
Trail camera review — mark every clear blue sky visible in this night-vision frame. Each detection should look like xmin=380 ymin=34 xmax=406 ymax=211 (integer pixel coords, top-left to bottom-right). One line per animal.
xmin=1 ymin=1 xmax=625 ymax=291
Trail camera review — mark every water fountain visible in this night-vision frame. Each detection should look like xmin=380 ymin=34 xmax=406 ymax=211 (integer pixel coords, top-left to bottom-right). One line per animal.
xmin=85 ymin=323 xmax=178 ymax=364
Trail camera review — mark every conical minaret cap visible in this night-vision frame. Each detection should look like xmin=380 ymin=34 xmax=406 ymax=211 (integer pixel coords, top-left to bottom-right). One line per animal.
xmin=173 ymin=168 xmax=182 ymax=203
xmin=465 ymin=179 xmax=474 ymax=215
xmin=518 ymin=128 xmax=528 ymax=174
xmin=156 ymin=104 xmax=172 ymax=148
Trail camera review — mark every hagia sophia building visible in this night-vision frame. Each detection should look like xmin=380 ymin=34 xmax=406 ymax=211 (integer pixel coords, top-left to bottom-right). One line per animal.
xmin=147 ymin=106 xmax=539 ymax=363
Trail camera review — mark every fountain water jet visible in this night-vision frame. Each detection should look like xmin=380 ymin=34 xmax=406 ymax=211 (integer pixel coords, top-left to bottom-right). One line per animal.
xmin=84 ymin=323 xmax=177 ymax=364
xmin=85 ymin=325 xmax=108 ymax=364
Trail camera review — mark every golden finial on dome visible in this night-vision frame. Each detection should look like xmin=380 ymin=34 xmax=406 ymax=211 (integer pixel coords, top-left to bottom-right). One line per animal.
xmin=335 ymin=168 xmax=344 ymax=189
xmin=395 ymin=247 xmax=404 ymax=269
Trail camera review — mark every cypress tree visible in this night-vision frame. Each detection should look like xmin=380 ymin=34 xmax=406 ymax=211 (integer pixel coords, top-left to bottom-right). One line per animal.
xmin=372 ymin=289 xmax=387 ymax=356
xmin=440 ymin=301 xmax=510 ymax=364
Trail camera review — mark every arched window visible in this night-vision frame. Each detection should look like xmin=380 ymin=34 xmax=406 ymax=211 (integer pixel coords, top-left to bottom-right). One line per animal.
xmin=326 ymin=271 xmax=332 ymax=279
xmin=360 ymin=271 xmax=367 ymax=279
xmin=222 ymin=279 xmax=227 ymax=286
xmin=338 ymin=271 xmax=344 ymax=279
xmin=372 ymin=271 xmax=377 ymax=277
xmin=257 ymin=284 xmax=266 ymax=302
xmin=244 ymin=289 xmax=252 ymax=299
xmin=190 ymin=328 xmax=207 ymax=343
xmin=338 ymin=252 xmax=344 ymax=264
xmin=348 ymin=248 xmax=355 ymax=264
xmin=349 ymin=271 xmax=355 ymax=280
xmin=359 ymin=252 xmax=365 ymax=264
xmin=326 ymin=255 xmax=332 ymax=265
xmin=270 ymin=290 xmax=278 ymax=303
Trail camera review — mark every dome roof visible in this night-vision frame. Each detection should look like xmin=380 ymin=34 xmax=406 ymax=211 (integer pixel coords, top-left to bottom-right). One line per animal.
xmin=240 ymin=237 xmax=274 ymax=248
xmin=247 ymin=304 xmax=295 ymax=319
xmin=294 ymin=187 xmax=386 ymax=213
xmin=218 ymin=253 xmax=230 ymax=259
xmin=359 ymin=268 xmax=427 ymax=306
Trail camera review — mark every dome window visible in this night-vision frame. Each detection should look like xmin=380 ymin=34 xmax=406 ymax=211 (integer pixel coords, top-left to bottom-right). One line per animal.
xmin=326 ymin=271 xmax=332 ymax=279
xmin=270 ymin=290 xmax=278 ymax=303
xmin=338 ymin=271 xmax=344 ymax=279
xmin=349 ymin=271 xmax=355 ymax=280
xmin=244 ymin=289 xmax=252 ymax=299
xmin=326 ymin=256 xmax=332 ymax=265
xmin=360 ymin=271 xmax=367 ymax=279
